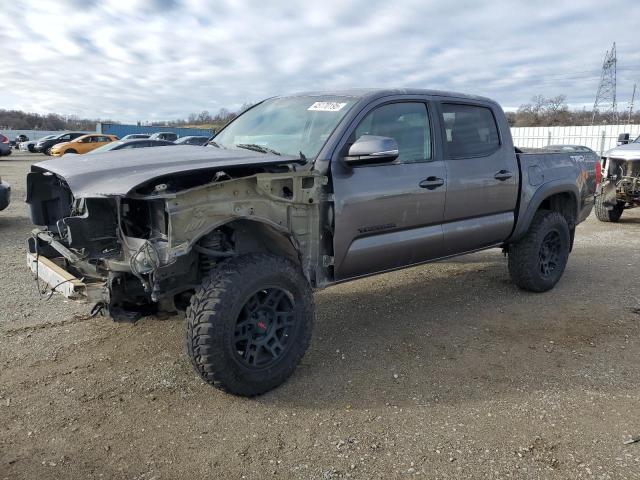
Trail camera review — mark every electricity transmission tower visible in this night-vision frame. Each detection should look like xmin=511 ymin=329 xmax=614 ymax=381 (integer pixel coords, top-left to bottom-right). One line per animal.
xmin=628 ymin=83 xmax=636 ymax=124
xmin=592 ymin=42 xmax=618 ymax=124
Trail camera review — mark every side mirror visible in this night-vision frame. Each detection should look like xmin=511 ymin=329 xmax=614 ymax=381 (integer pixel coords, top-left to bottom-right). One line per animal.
xmin=344 ymin=135 xmax=399 ymax=166
xmin=618 ymin=133 xmax=630 ymax=145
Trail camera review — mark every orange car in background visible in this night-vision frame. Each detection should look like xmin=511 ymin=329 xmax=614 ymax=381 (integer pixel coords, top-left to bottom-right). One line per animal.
xmin=51 ymin=134 xmax=119 ymax=156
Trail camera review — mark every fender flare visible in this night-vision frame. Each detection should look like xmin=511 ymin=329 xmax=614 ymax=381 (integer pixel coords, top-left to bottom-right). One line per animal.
xmin=509 ymin=180 xmax=580 ymax=243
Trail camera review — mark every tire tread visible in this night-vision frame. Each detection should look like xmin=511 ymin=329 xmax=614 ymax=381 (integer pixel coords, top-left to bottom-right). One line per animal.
xmin=508 ymin=210 xmax=570 ymax=292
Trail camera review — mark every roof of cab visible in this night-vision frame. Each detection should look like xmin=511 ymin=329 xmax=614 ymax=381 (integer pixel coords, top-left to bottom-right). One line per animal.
xmin=277 ymin=88 xmax=496 ymax=104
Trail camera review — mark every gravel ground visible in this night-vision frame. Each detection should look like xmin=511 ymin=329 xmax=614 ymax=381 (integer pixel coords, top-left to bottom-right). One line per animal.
xmin=1 ymin=150 xmax=640 ymax=479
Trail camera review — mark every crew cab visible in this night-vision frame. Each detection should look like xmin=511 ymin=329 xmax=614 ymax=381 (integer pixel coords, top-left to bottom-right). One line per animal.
xmin=26 ymin=89 xmax=598 ymax=396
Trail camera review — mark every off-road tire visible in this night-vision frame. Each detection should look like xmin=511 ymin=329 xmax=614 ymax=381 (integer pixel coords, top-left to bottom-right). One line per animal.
xmin=594 ymin=195 xmax=623 ymax=222
xmin=185 ymin=253 xmax=314 ymax=397
xmin=508 ymin=210 xmax=570 ymax=292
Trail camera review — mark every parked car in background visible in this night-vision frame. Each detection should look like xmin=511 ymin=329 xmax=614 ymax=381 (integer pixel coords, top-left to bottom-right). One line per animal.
xmin=11 ymin=134 xmax=29 ymax=149
xmin=120 ymin=134 xmax=151 ymax=141
xmin=21 ymin=135 xmax=56 ymax=153
xmin=174 ymin=135 xmax=210 ymax=146
xmin=51 ymin=134 xmax=119 ymax=156
xmin=149 ymin=132 xmax=178 ymax=142
xmin=0 ymin=175 xmax=10 ymax=210
xmin=35 ymin=132 xmax=86 ymax=155
xmin=0 ymin=134 xmax=12 ymax=156
xmin=88 ymin=138 xmax=175 ymax=154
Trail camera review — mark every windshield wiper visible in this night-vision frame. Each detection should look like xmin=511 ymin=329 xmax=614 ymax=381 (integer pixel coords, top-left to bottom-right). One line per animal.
xmin=236 ymin=143 xmax=281 ymax=156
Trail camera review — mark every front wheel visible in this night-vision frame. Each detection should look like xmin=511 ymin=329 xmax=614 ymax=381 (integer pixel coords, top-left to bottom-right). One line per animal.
xmin=508 ymin=210 xmax=570 ymax=292
xmin=185 ymin=253 xmax=314 ymax=396
xmin=594 ymin=195 xmax=623 ymax=222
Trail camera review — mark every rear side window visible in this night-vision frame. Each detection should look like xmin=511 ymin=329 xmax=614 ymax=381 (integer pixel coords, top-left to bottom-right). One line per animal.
xmin=440 ymin=104 xmax=499 ymax=158
xmin=354 ymin=102 xmax=431 ymax=163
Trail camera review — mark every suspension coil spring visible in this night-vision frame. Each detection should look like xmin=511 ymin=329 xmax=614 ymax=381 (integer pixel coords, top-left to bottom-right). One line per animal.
xmin=199 ymin=231 xmax=225 ymax=276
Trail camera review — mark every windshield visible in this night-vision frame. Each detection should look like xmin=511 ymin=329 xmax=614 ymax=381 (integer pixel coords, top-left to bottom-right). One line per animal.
xmin=634 ymin=136 xmax=640 ymax=143
xmin=213 ymin=96 xmax=357 ymax=159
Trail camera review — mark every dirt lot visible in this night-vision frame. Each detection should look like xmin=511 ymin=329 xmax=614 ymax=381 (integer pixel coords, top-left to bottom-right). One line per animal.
xmin=1 ymin=150 xmax=640 ymax=479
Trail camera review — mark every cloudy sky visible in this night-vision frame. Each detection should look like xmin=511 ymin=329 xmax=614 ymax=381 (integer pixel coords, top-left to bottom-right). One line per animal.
xmin=1 ymin=0 xmax=639 ymax=122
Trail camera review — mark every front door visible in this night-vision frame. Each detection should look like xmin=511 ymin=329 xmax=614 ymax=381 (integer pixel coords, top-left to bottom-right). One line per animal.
xmin=332 ymin=100 xmax=447 ymax=280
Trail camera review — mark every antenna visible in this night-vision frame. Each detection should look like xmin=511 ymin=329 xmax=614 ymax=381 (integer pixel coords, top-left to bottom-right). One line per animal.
xmin=592 ymin=42 xmax=618 ymax=124
xmin=628 ymin=83 xmax=636 ymax=124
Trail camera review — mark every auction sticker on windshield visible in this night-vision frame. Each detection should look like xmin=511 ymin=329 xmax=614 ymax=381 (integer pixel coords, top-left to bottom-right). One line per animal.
xmin=308 ymin=102 xmax=347 ymax=112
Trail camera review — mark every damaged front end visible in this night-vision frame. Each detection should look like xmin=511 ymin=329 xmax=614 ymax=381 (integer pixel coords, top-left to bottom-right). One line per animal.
xmin=26 ymin=153 xmax=326 ymax=322
xmin=26 ymin=170 xmax=187 ymax=320
xmin=599 ymin=154 xmax=640 ymax=209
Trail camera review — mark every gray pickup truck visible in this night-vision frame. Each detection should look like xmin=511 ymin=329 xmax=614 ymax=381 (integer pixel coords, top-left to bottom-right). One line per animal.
xmin=26 ymin=89 xmax=597 ymax=396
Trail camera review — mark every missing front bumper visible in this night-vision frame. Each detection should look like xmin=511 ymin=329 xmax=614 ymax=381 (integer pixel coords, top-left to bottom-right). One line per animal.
xmin=27 ymin=252 xmax=88 ymax=299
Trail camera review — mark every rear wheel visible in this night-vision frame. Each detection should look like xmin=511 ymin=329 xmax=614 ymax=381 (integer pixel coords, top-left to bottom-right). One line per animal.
xmin=594 ymin=195 xmax=624 ymax=222
xmin=185 ymin=253 xmax=314 ymax=396
xmin=508 ymin=210 xmax=570 ymax=292
xmin=45 ymin=147 xmax=52 ymax=156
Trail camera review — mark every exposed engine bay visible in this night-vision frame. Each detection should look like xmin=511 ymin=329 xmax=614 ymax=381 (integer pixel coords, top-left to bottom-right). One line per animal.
xmin=26 ymin=157 xmax=327 ymax=322
xmin=599 ymin=155 xmax=640 ymax=209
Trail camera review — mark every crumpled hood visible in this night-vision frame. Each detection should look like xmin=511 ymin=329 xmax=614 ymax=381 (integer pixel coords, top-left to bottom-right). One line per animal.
xmin=32 ymin=145 xmax=301 ymax=197
xmin=604 ymin=142 xmax=640 ymax=161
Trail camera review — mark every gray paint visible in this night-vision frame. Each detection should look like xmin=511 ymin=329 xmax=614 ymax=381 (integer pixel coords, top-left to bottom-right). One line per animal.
xmin=326 ymin=92 xmax=595 ymax=280
xmin=31 ymin=145 xmax=301 ymax=197
xmin=604 ymin=142 xmax=640 ymax=161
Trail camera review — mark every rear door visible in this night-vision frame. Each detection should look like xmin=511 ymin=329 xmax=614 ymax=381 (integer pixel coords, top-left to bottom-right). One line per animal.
xmin=437 ymin=102 xmax=519 ymax=254
xmin=332 ymin=99 xmax=447 ymax=280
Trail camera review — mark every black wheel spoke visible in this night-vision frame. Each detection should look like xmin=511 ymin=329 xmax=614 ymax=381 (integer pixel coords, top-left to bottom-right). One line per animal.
xmin=262 ymin=289 xmax=286 ymax=308
xmin=266 ymin=337 xmax=285 ymax=359
xmin=244 ymin=296 xmax=260 ymax=314
xmin=275 ymin=311 xmax=295 ymax=327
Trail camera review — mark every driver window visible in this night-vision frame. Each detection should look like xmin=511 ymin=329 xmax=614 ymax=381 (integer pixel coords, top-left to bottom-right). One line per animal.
xmin=354 ymin=102 xmax=431 ymax=163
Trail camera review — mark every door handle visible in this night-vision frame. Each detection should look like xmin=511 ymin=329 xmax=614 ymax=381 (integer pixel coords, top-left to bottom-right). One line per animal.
xmin=419 ymin=176 xmax=445 ymax=189
xmin=494 ymin=170 xmax=513 ymax=181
